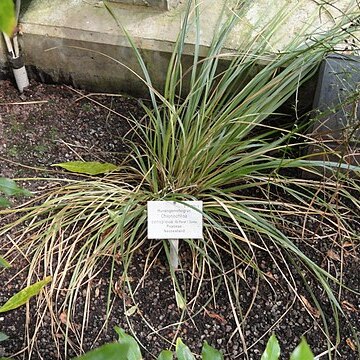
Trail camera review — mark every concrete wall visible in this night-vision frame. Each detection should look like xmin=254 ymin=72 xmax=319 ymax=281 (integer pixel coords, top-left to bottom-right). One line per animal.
xmin=108 ymin=0 xmax=180 ymax=10
xmin=0 ymin=0 xmax=358 ymax=95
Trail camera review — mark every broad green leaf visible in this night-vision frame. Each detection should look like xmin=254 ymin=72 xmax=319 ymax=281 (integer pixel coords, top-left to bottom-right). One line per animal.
xmin=0 ymin=178 xmax=32 ymax=197
xmin=157 ymin=350 xmax=173 ymax=360
xmin=0 ymin=0 xmax=16 ymax=36
xmin=176 ymin=339 xmax=195 ymax=360
xmin=175 ymin=291 xmax=186 ymax=310
xmin=201 ymin=341 xmax=223 ymax=360
xmin=0 ymin=256 xmax=10 ymax=268
xmin=0 ymin=332 xmax=9 ymax=342
xmin=72 ymin=343 xmax=134 ymax=360
xmin=0 ymin=197 xmax=11 ymax=208
xmin=0 ymin=276 xmax=51 ymax=313
xmin=114 ymin=326 xmax=142 ymax=360
xmin=290 ymin=338 xmax=314 ymax=360
xmin=52 ymin=161 xmax=119 ymax=175
xmin=261 ymin=334 xmax=281 ymax=360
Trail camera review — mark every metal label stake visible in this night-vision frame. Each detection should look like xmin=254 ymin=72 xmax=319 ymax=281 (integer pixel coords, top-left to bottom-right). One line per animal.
xmin=169 ymin=239 xmax=179 ymax=270
xmin=147 ymin=200 xmax=203 ymax=271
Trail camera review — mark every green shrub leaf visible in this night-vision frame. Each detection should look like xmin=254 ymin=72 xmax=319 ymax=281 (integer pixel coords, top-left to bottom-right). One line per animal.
xmin=0 ymin=256 xmax=10 ymax=268
xmin=0 ymin=0 xmax=16 ymax=36
xmin=201 ymin=341 xmax=223 ymax=360
xmin=261 ymin=334 xmax=280 ymax=360
xmin=114 ymin=326 xmax=142 ymax=360
xmin=157 ymin=350 xmax=173 ymax=360
xmin=290 ymin=338 xmax=314 ymax=360
xmin=0 ymin=178 xmax=32 ymax=197
xmin=176 ymin=339 xmax=195 ymax=360
xmin=72 ymin=343 xmax=135 ymax=360
xmin=52 ymin=161 xmax=119 ymax=175
xmin=0 ymin=276 xmax=51 ymax=313
xmin=0 ymin=332 xmax=9 ymax=342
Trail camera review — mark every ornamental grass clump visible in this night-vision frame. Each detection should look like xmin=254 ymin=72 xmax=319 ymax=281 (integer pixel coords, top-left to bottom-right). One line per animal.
xmin=1 ymin=0 xmax=360 ymax=357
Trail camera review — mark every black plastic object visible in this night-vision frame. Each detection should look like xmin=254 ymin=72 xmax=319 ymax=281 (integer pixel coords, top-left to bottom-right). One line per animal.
xmin=309 ymin=54 xmax=360 ymax=172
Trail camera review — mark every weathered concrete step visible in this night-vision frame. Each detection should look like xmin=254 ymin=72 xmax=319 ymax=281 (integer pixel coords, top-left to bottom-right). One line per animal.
xmin=0 ymin=0 xmax=355 ymax=96
xmin=108 ymin=0 xmax=180 ymax=11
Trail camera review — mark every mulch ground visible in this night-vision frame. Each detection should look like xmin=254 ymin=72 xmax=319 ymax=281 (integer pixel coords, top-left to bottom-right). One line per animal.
xmin=0 ymin=79 xmax=359 ymax=359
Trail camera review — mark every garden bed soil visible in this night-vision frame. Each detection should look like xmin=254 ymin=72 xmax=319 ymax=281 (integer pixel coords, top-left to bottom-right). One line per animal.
xmin=0 ymin=79 xmax=359 ymax=359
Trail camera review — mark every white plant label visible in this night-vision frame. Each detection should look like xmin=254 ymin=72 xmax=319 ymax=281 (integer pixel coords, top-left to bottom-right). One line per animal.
xmin=147 ymin=201 xmax=203 ymax=239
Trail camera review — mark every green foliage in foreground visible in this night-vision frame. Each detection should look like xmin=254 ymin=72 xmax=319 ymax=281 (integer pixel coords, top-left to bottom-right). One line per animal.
xmin=0 ymin=0 xmax=16 ymax=36
xmin=0 ymin=276 xmax=51 ymax=347
xmin=0 ymin=178 xmax=32 ymax=208
xmin=0 ymin=256 xmax=10 ymax=269
xmin=0 ymin=276 xmax=51 ymax=313
xmin=73 ymin=329 xmax=314 ymax=360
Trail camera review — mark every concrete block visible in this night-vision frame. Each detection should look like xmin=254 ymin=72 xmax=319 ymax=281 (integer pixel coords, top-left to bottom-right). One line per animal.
xmin=2 ymin=0 xmax=357 ymax=97
xmin=312 ymin=54 xmax=360 ymax=141
xmin=309 ymin=54 xmax=360 ymax=173
xmin=108 ymin=0 xmax=180 ymax=10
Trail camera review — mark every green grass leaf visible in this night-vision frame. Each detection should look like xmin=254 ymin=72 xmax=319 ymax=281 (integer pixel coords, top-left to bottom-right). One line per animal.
xmin=0 ymin=276 xmax=51 ymax=313
xmin=201 ymin=341 xmax=223 ymax=360
xmin=0 ymin=178 xmax=32 ymax=197
xmin=0 ymin=0 xmax=16 ymax=36
xmin=176 ymin=339 xmax=195 ymax=360
xmin=290 ymin=338 xmax=314 ymax=360
xmin=52 ymin=161 xmax=119 ymax=175
xmin=261 ymin=334 xmax=280 ymax=360
xmin=157 ymin=350 xmax=173 ymax=360
xmin=0 ymin=256 xmax=10 ymax=269
xmin=114 ymin=326 xmax=142 ymax=360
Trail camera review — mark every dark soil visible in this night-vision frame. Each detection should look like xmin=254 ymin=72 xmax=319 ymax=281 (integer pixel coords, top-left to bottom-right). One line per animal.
xmin=0 ymin=79 xmax=359 ymax=360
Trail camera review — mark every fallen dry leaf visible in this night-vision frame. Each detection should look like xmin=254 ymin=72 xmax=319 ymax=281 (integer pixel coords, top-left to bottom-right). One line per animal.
xmin=113 ymin=280 xmax=132 ymax=305
xmin=346 ymin=338 xmax=357 ymax=351
xmin=125 ymin=305 xmax=138 ymax=316
xmin=237 ymin=269 xmax=247 ymax=281
xmin=204 ymin=309 xmax=227 ymax=324
xmin=300 ymin=295 xmax=320 ymax=318
xmin=265 ymin=271 xmax=277 ymax=281
xmin=326 ymin=249 xmax=341 ymax=261
xmin=59 ymin=311 xmax=80 ymax=331
xmin=59 ymin=312 xmax=68 ymax=325
xmin=342 ymin=300 xmax=358 ymax=313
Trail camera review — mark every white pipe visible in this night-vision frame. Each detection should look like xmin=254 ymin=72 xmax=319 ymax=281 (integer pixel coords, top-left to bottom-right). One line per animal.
xmin=169 ymin=239 xmax=179 ymax=270
xmin=1 ymin=0 xmax=29 ymax=93
xmin=13 ymin=35 xmax=20 ymax=58
xmin=13 ymin=66 xmax=29 ymax=92
xmin=3 ymin=33 xmax=14 ymax=57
